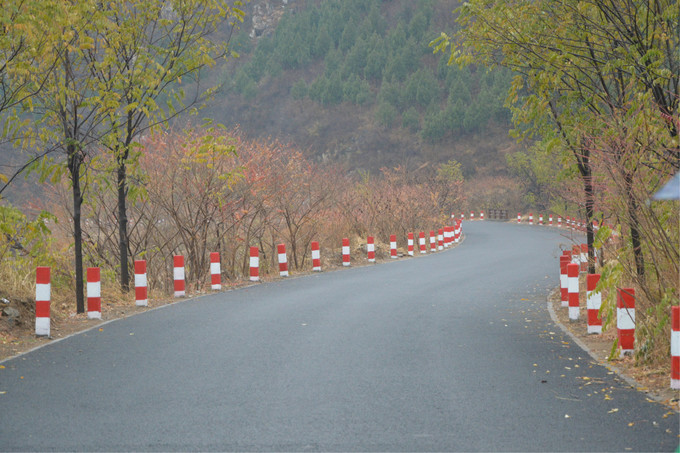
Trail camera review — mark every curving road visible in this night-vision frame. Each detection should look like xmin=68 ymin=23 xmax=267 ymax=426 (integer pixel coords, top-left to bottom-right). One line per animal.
xmin=0 ymin=221 xmax=677 ymax=451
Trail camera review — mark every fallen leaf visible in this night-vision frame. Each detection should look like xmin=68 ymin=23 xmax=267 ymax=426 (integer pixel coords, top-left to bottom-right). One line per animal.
xmin=628 ymin=422 xmax=634 ymax=427
xmin=608 ymin=408 xmax=619 ymax=414
xmin=565 ymin=414 xmax=570 ymax=418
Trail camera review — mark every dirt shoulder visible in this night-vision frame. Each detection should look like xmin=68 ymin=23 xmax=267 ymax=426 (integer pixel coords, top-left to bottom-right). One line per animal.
xmin=547 ymin=288 xmax=679 ymax=411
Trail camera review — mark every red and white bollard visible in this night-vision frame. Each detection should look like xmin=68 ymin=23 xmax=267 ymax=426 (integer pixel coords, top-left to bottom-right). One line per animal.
xmin=429 ymin=231 xmax=436 ymax=252
xmin=571 ymin=245 xmax=581 ymax=266
xmin=480 ymin=211 xmax=484 ymax=221
xmin=558 ymin=217 xmax=562 ymax=227
xmin=35 ymin=266 xmax=51 ymax=336
xmin=517 ymin=213 xmax=522 ymax=223
xmin=135 ymin=260 xmax=147 ymax=306
xmin=311 ymin=241 xmax=321 ymax=271
xmin=249 ymin=247 xmax=260 ymax=281
xmin=586 ymin=274 xmax=602 ymax=334
xmin=367 ymin=236 xmax=375 ymax=263
xmin=470 ymin=211 xmax=475 ymax=221
xmin=455 ymin=221 xmax=461 ymax=243
xmin=539 ymin=214 xmax=543 ymax=225
xmin=437 ymin=229 xmax=443 ymax=251
xmin=560 ymin=255 xmax=570 ymax=308
xmin=419 ymin=232 xmax=426 ymax=254
xmin=445 ymin=227 xmax=452 ymax=247
xmin=529 ymin=213 xmax=534 ymax=225
xmin=549 ymin=215 xmax=553 ymax=226
xmin=461 ymin=213 xmax=465 ymax=221
xmin=617 ymin=288 xmax=635 ymax=357
xmin=390 ymin=234 xmax=397 ymax=258
xmin=87 ymin=267 xmax=101 ymax=320
xmin=671 ymin=305 xmax=680 ymax=389
xmin=342 ymin=238 xmax=350 ymax=266
xmin=210 ymin=252 xmax=221 ymax=290
xmin=277 ymin=244 xmax=289 ymax=277
xmin=407 ymin=232 xmax=414 ymax=256
xmin=173 ymin=255 xmax=185 ymax=297
xmin=567 ymin=263 xmax=580 ymax=321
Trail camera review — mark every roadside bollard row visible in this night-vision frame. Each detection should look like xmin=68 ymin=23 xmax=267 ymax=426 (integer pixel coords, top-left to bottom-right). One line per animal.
xmin=556 ymin=251 xmax=678 ymax=389
xmin=34 ymin=220 xmax=464 ymax=336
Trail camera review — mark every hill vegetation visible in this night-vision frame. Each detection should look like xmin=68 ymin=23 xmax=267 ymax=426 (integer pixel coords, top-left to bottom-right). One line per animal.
xmin=208 ymin=0 xmax=516 ymax=175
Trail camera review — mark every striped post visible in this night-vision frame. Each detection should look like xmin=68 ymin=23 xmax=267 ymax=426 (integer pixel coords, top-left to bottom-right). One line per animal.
xmin=429 ymin=231 xmax=436 ymax=252
xmin=671 ymin=306 xmax=680 ymax=389
xmin=586 ymin=274 xmax=602 ymax=334
xmin=470 ymin=211 xmax=475 ymax=221
xmin=444 ymin=227 xmax=451 ymax=247
xmin=461 ymin=213 xmax=465 ymax=221
xmin=517 ymin=213 xmax=521 ymax=223
xmin=419 ymin=232 xmax=426 ymax=254
xmin=617 ymin=288 xmax=635 ymax=357
xmin=529 ymin=213 xmax=534 ymax=225
xmin=567 ymin=263 xmax=580 ymax=321
xmin=367 ymin=236 xmax=375 ymax=263
xmin=342 ymin=238 xmax=350 ymax=266
xmin=86 ymin=267 xmax=101 ymax=320
xmin=249 ymin=247 xmax=259 ymax=281
xmin=407 ymin=232 xmax=414 ymax=256
xmin=390 ymin=234 xmax=397 ymax=258
xmin=558 ymin=216 xmax=562 ymax=227
xmin=173 ymin=255 xmax=185 ymax=297
xmin=480 ymin=211 xmax=484 ymax=221
xmin=455 ymin=221 xmax=461 ymax=243
xmin=539 ymin=214 xmax=543 ymax=225
xmin=560 ymin=255 xmax=570 ymax=308
xmin=134 ymin=260 xmax=147 ymax=306
xmin=549 ymin=215 xmax=553 ymax=226
xmin=277 ymin=244 xmax=289 ymax=277
xmin=35 ymin=266 xmax=51 ymax=337
xmin=210 ymin=252 xmax=221 ymax=290
xmin=437 ymin=229 xmax=443 ymax=251
xmin=311 ymin=241 xmax=321 ymax=271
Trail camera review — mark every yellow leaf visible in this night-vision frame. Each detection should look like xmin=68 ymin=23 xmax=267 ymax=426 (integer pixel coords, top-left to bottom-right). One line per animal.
xmin=608 ymin=408 xmax=619 ymax=414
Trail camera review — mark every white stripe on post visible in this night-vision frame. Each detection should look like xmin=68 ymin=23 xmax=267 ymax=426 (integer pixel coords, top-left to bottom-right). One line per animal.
xmin=87 ymin=267 xmax=101 ymax=320
xmin=671 ymin=306 xmax=680 ymax=389
xmin=342 ymin=238 xmax=350 ymax=266
xmin=311 ymin=241 xmax=321 ymax=271
xmin=586 ymin=274 xmax=602 ymax=334
xmin=135 ymin=260 xmax=148 ymax=306
xmin=277 ymin=244 xmax=289 ymax=277
xmin=390 ymin=234 xmax=397 ymax=259
xmin=249 ymin=247 xmax=260 ymax=281
xmin=35 ymin=266 xmax=50 ymax=337
xmin=617 ymin=288 xmax=635 ymax=357
xmin=210 ymin=252 xmax=221 ymax=290
xmin=407 ymin=232 xmax=414 ymax=256
xmin=173 ymin=255 xmax=185 ymax=297
xmin=367 ymin=236 xmax=375 ymax=263
xmin=567 ymin=263 xmax=580 ymax=321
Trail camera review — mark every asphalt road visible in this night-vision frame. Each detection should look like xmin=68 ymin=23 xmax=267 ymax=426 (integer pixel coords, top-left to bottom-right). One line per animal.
xmin=0 ymin=221 xmax=678 ymax=451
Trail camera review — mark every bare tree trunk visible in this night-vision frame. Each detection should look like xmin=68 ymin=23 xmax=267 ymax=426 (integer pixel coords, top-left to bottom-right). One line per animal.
xmin=68 ymin=145 xmax=85 ymax=314
xmin=117 ymin=154 xmax=130 ymax=292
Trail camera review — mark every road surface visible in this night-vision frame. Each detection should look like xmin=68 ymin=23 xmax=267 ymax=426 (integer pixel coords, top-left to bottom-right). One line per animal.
xmin=0 ymin=221 xmax=677 ymax=451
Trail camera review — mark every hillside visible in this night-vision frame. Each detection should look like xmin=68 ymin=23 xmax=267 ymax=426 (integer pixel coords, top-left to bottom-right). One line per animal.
xmin=204 ymin=0 xmax=520 ymax=176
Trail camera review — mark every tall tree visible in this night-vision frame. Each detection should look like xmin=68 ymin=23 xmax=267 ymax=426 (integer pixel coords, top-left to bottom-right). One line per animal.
xmin=83 ymin=0 xmax=245 ymax=291
xmin=432 ymin=0 xmax=679 ymax=275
